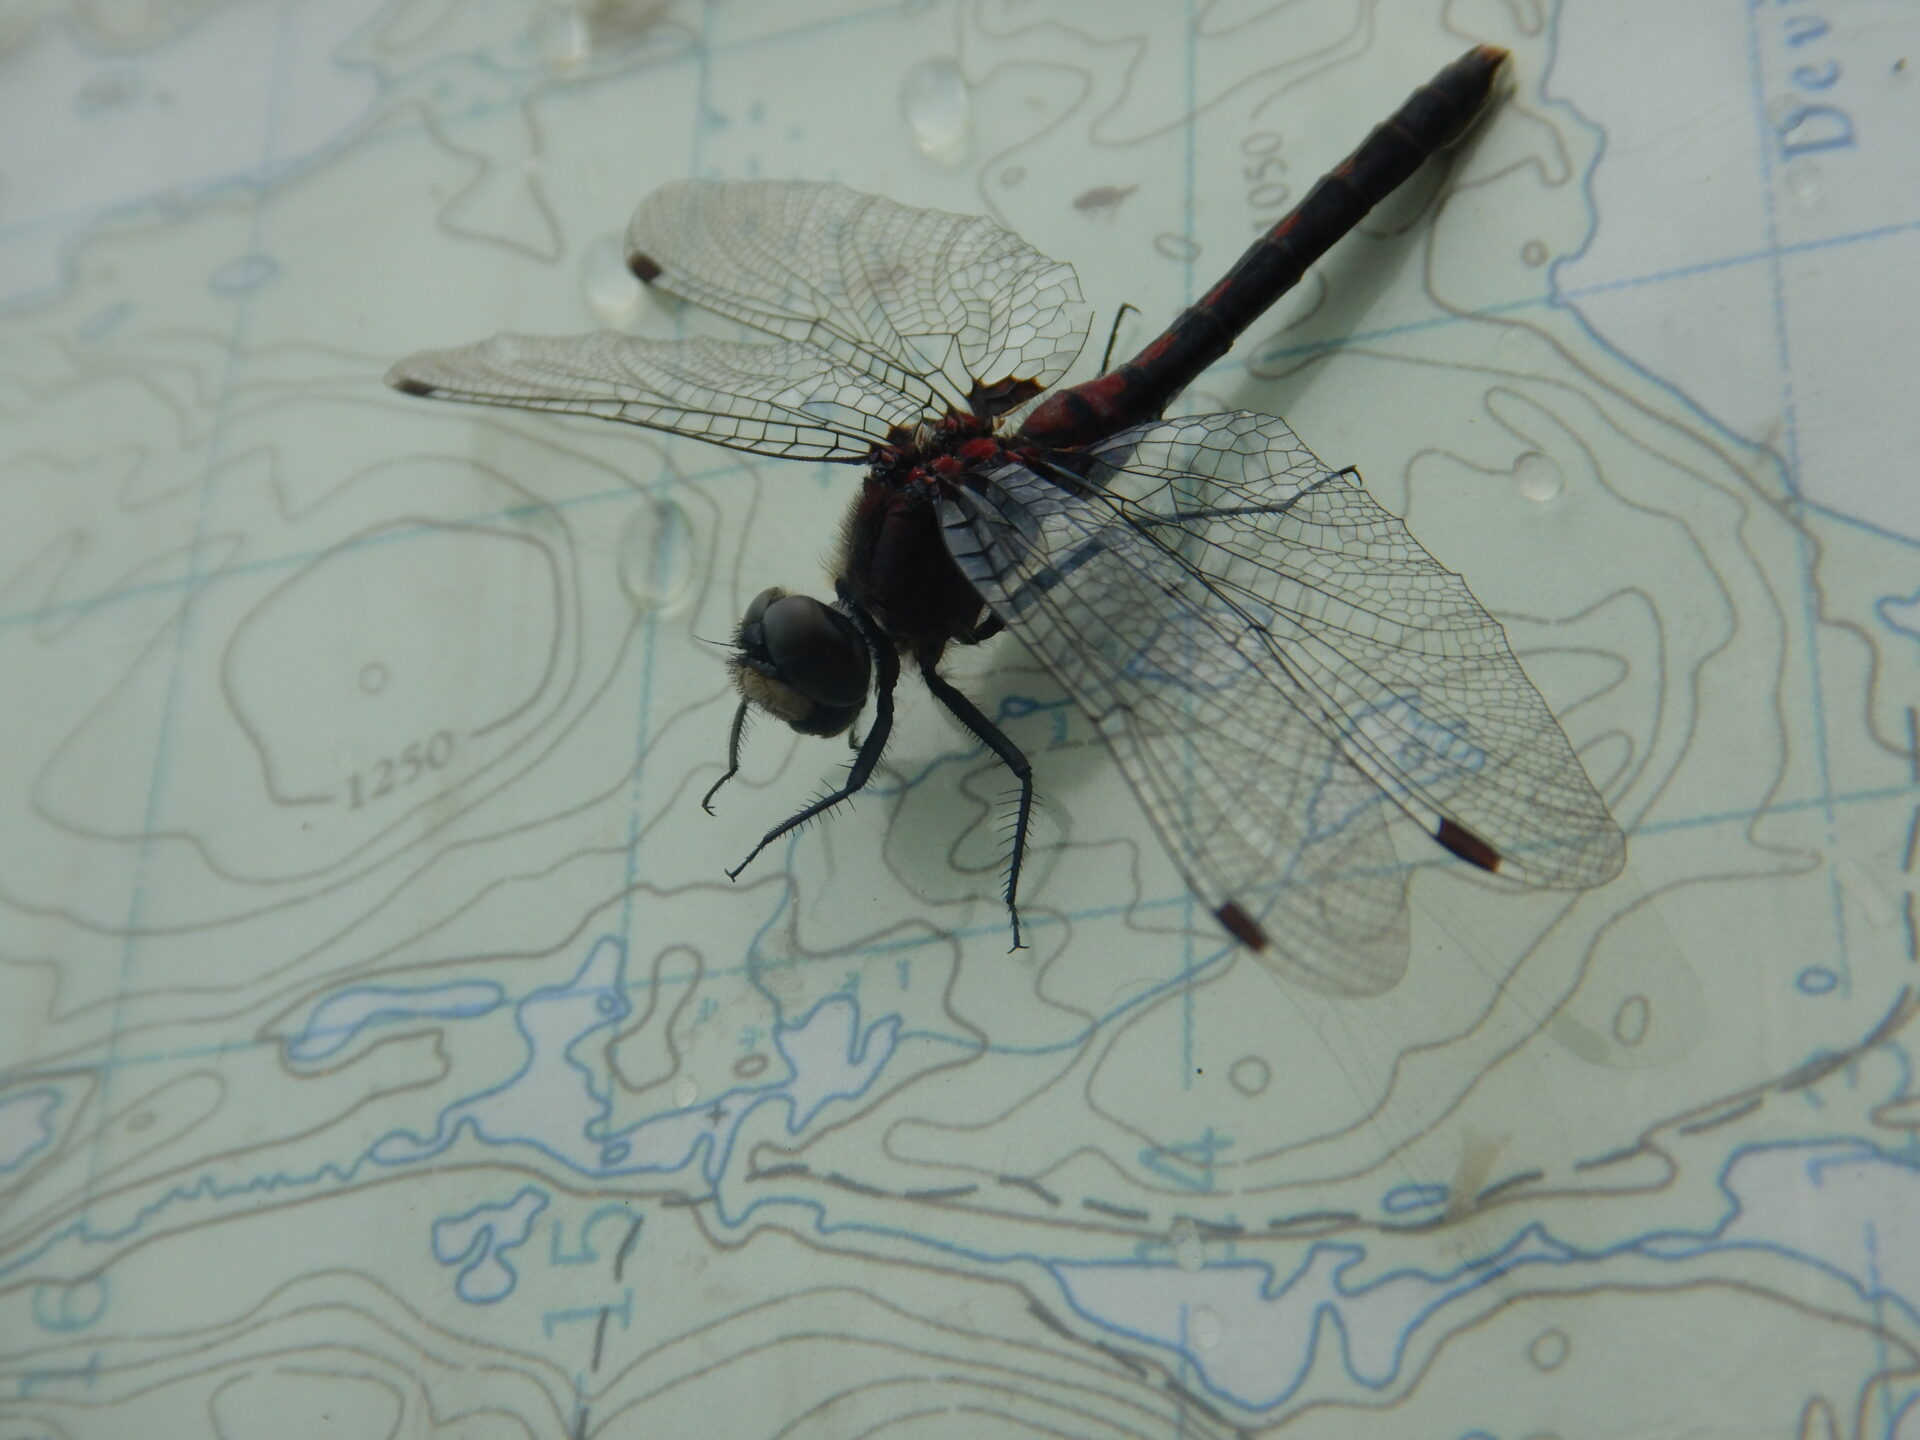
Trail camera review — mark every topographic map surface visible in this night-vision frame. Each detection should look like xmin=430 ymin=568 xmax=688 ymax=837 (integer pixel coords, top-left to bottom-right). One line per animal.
xmin=4 ymin=1 xmax=1919 ymax=1436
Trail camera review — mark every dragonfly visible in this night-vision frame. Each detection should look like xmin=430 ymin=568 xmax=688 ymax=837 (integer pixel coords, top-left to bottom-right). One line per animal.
xmin=388 ymin=44 xmax=1625 ymax=986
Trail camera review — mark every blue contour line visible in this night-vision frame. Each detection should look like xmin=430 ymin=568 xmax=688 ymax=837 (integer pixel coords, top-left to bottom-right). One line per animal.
xmin=0 ymin=1086 xmax=64 ymax=1174
xmin=5 ymin=6 xmax=1906 ymax=564
xmin=0 ymin=947 xmax=903 ymax=1281
xmin=205 ymin=253 xmax=280 ymax=295
xmin=19 ymin=1062 xmax=1900 ymax=1398
xmin=12 ymin=23 xmax=1911 ymax=629
xmin=367 ymin=935 xmax=635 ymax=1164
xmin=30 ymin=791 xmax=1920 ymax=1095
xmin=77 ymin=0 xmax=302 ymax=1224
xmin=1799 ymin=497 xmax=1920 ymax=554
xmin=1529 ymin=8 xmax=1803 ymax=495
xmin=1738 ymin=0 xmax=1848 ymax=996
xmin=16 ymin=788 xmax=1917 ymax=1095
xmin=1380 ymin=1181 xmax=1449 ymax=1215
xmin=430 ymin=1184 xmax=549 ymax=1253
xmin=0 ymin=460 xmax=731 ymax=636
xmin=364 ymin=944 xmax=901 ymax=1191
xmin=1035 ymin=1224 xmax=1579 ymax=1412
xmin=285 ymin=980 xmax=505 ymax=1063
xmin=0 ymin=1 xmax=703 ymax=312
xmin=1874 ymin=588 xmax=1920 ymax=643
xmin=694 ymin=1131 xmax=1920 ymax=1415
xmin=3 ymin=2 xmax=1904 ymax=1390
xmin=769 ymin=994 xmax=901 ymax=1136
xmin=0 ymin=0 xmax=925 ymax=294
xmin=429 ymin=1184 xmax=549 ymax=1303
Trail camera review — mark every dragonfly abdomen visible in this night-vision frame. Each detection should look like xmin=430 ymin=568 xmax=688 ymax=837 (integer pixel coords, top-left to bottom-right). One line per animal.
xmin=1017 ymin=44 xmax=1508 ymax=452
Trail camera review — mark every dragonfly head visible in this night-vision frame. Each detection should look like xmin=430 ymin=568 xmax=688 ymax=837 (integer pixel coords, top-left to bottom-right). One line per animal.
xmin=729 ymin=587 xmax=871 ymax=738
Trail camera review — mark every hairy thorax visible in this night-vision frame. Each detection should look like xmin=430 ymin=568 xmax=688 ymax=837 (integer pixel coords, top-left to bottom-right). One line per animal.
xmin=835 ymin=413 xmax=1026 ymax=660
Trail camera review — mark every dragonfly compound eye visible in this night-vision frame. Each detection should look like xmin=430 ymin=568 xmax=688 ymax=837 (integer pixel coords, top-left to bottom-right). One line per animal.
xmin=760 ymin=595 xmax=870 ymax=707
xmin=731 ymin=591 xmax=871 ymax=737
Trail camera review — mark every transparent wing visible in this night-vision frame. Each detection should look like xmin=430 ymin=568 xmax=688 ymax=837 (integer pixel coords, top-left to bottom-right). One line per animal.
xmin=627 ymin=180 xmax=1092 ymax=417
xmin=939 ymin=462 xmax=1412 ymax=993
xmin=939 ymin=413 xmax=1622 ymax=974
xmin=1079 ymin=412 xmax=1625 ymax=890
xmin=386 ymin=330 xmax=923 ymax=461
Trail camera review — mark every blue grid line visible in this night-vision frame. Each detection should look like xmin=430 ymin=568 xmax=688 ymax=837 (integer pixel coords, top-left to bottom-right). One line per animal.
xmin=76 ymin=0 xmax=299 ymax=1218
xmin=6 ymin=206 xmax=1909 ymax=646
xmin=618 ymin=0 xmax=720 ymax=974
xmin=0 ymin=0 xmax=916 ymax=306
xmin=1555 ymin=212 xmax=1920 ymax=301
xmin=8 ymin=767 xmax=1912 ymax=1091
xmin=1740 ymin=0 xmax=1847 ymax=997
xmin=0 ymin=443 xmax=781 ymax=636
xmin=1179 ymin=0 xmax=1200 ymax=1097
xmin=11 ymin=47 xmax=1918 ymax=640
xmin=9 ymin=0 xmax=1902 ymax=1207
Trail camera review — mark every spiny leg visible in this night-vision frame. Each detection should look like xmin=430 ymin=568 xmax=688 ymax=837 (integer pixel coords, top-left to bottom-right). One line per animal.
xmin=918 ymin=656 xmax=1034 ymax=952
xmin=701 ymin=698 xmax=751 ymax=815
xmin=725 ymin=612 xmax=900 ymax=881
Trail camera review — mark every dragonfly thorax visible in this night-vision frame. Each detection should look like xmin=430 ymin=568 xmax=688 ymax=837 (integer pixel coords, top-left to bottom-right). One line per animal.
xmin=385 ymin=53 xmax=1629 ymax=959
xmin=728 ymin=586 xmax=872 ymax=738
xmin=870 ymin=410 xmax=1010 ymax=491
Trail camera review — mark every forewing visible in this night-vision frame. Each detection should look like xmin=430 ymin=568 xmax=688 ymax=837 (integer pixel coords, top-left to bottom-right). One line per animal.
xmin=627 ymin=180 xmax=1092 ymax=416
xmin=1080 ymin=412 xmax=1627 ymax=890
xmin=386 ymin=331 xmax=922 ymax=461
xmin=939 ymin=461 xmax=1412 ymax=994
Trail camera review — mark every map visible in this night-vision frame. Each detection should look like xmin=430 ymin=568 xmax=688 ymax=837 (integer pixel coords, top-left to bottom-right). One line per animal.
xmin=4 ymin=1 xmax=1919 ymax=1435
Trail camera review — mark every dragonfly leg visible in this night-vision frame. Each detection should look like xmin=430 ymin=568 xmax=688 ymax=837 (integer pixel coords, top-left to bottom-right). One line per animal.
xmin=700 ymin=698 xmax=752 ymax=815
xmin=1097 ymin=301 xmax=1140 ymax=373
xmin=917 ymin=657 xmax=1033 ymax=952
xmin=724 ymin=609 xmax=900 ymax=881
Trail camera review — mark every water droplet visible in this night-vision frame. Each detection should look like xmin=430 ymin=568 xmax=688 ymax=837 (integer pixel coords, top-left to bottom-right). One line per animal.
xmin=1228 ymin=1055 xmax=1271 ymax=1096
xmin=581 ymin=232 xmax=641 ymax=324
xmin=1611 ymin=994 xmax=1651 ymax=1047
xmin=1154 ymin=233 xmax=1201 ymax=263
xmin=1546 ymin=1011 xmax=1611 ymax=1063
xmin=1168 ymin=1216 xmax=1203 ymax=1272
xmin=532 ymin=2 xmax=591 ymax=70
xmin=1515 ymin=451 xmax=1563 ymax=503
xmin=900 ymin=57 xmax=970 ymax=162
xmin=1189 ymin=1304 xmax=1223 ymax=1351
xmin=1528 ymin=1328 xmax=1570 ymax=1371
xmin=1784 ymin=158 xmax=1823 ymax=208
xmin=618 ymin=497 xmax=695 ymax=611
xmin=1520 ymin=239 xmax=1548 ymax=267
xmin=674 ymin=1075 xmax=698 ymax=1108
xmin=358 ymin=662 xmax=388 ymax=696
